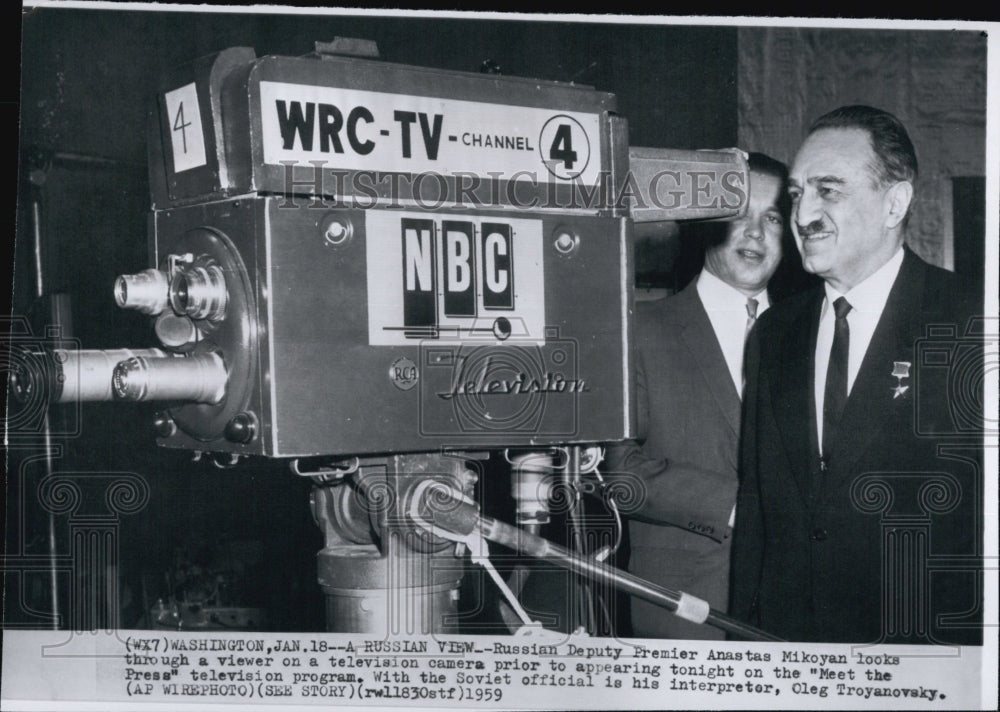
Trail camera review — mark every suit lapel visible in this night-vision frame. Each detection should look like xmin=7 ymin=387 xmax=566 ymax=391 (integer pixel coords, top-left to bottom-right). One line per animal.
xmin=826 ymin=250 xmax=926 ymax=475
xmin=674 ymin=282 xmax=742 ymax=437
xmin=771 ymin=289 xmax=824 ymax=506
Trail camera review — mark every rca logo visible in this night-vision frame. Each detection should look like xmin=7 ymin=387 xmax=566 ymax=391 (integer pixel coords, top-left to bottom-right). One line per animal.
xmin=401 ymin=218 xmax=514 ymax=337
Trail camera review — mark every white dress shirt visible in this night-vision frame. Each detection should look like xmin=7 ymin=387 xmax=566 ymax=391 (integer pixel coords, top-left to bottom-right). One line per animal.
xmin=696 ymin=269 xmax=770 ymax=397
xmin=814 ymin=247 xmax=905 ymax=452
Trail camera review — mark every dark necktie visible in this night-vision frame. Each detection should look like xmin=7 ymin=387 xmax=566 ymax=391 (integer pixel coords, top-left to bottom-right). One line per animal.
xmin=822 ymin=296 xmax=852 ymax=456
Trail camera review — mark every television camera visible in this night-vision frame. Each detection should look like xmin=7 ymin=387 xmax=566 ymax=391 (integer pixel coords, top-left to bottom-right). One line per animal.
xmin=13 ymin=38 xmax=775 ymax=641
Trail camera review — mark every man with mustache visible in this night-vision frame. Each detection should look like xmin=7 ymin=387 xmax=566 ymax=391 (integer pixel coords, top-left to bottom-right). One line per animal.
xmin=605 ymin=152 xmax=787 ymax=639
xmin=729 ymin=106 xmax=982 ymax=644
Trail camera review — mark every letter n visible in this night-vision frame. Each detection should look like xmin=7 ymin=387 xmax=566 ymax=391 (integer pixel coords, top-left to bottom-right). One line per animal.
xmin=402 ymin=218 xmax=438 ymax=338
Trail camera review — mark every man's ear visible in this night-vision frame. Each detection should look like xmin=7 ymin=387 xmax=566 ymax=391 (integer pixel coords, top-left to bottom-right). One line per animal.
xmin=884 ymin=181 xmax=913 ymax=230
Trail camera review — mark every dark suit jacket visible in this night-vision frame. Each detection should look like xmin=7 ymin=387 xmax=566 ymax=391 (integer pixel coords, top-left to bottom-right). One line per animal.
xmin=730 ymin=248 xmax=983 ymax=644
xmin=605 ymin=279 xmax=741 ymax=639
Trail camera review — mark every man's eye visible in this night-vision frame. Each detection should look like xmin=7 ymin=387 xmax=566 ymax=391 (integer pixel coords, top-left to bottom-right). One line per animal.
xmin=788 ymin=190 xmax=801 ymax=202
xmin=766 ymin=214 xmax=783 ymax=225
xmin=818 ymin=186 xmax=838 ymax=198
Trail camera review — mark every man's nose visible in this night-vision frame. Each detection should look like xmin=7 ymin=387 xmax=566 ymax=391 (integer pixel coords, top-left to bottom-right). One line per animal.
xmin=794 ymin=190 xmax=822 ymax=228
xmin=744 ymin=218 xmax=763 ymax=240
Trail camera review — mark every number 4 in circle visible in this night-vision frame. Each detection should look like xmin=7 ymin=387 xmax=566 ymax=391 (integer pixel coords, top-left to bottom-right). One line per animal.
xmin=539 ymin=115 xmax=590 ymax=180
xmin=549 ymin=124 xmax=577 ymax=169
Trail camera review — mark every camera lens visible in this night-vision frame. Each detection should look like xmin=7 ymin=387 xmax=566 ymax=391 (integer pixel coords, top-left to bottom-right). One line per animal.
xmin=112 ymin=351 xmax=228 ymax=404
xmin=173 ymin=277 xmax=189 ymax=310
xmin=114 ymin=268 xmax=169 ymax=315
xmin=169 ymin=263 xmax=227 ymax=322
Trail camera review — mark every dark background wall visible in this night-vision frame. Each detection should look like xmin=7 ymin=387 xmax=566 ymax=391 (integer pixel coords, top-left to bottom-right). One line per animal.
xmin=9 ymin=8 xmax=738 ymax=631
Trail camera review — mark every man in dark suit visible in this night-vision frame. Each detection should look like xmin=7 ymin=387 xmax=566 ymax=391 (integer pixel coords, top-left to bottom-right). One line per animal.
xmin=730 ymin=106 xmax=983 ymax=645
xmin=605 ymin=153 xmax=788 ymax=639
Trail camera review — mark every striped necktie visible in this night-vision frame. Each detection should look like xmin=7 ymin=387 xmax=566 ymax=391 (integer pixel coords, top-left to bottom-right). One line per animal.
xmin=744 ymin=297 xmax=759 ymax=341
xmin=741 ymin=297 xmax=759 ymax=394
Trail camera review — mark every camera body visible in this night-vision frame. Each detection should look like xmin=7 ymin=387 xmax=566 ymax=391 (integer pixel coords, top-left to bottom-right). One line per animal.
xmin=45 ymin=40 xmax=747 ymax=461
xmin=139 ymin=44 xmax=640 ymax=457
xmin=12 ymin=38 xmax=753 ymax=636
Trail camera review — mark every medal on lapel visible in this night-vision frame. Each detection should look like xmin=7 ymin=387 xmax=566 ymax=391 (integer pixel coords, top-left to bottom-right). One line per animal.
xmin=891 ymin=361 xmax=911 ymax=399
